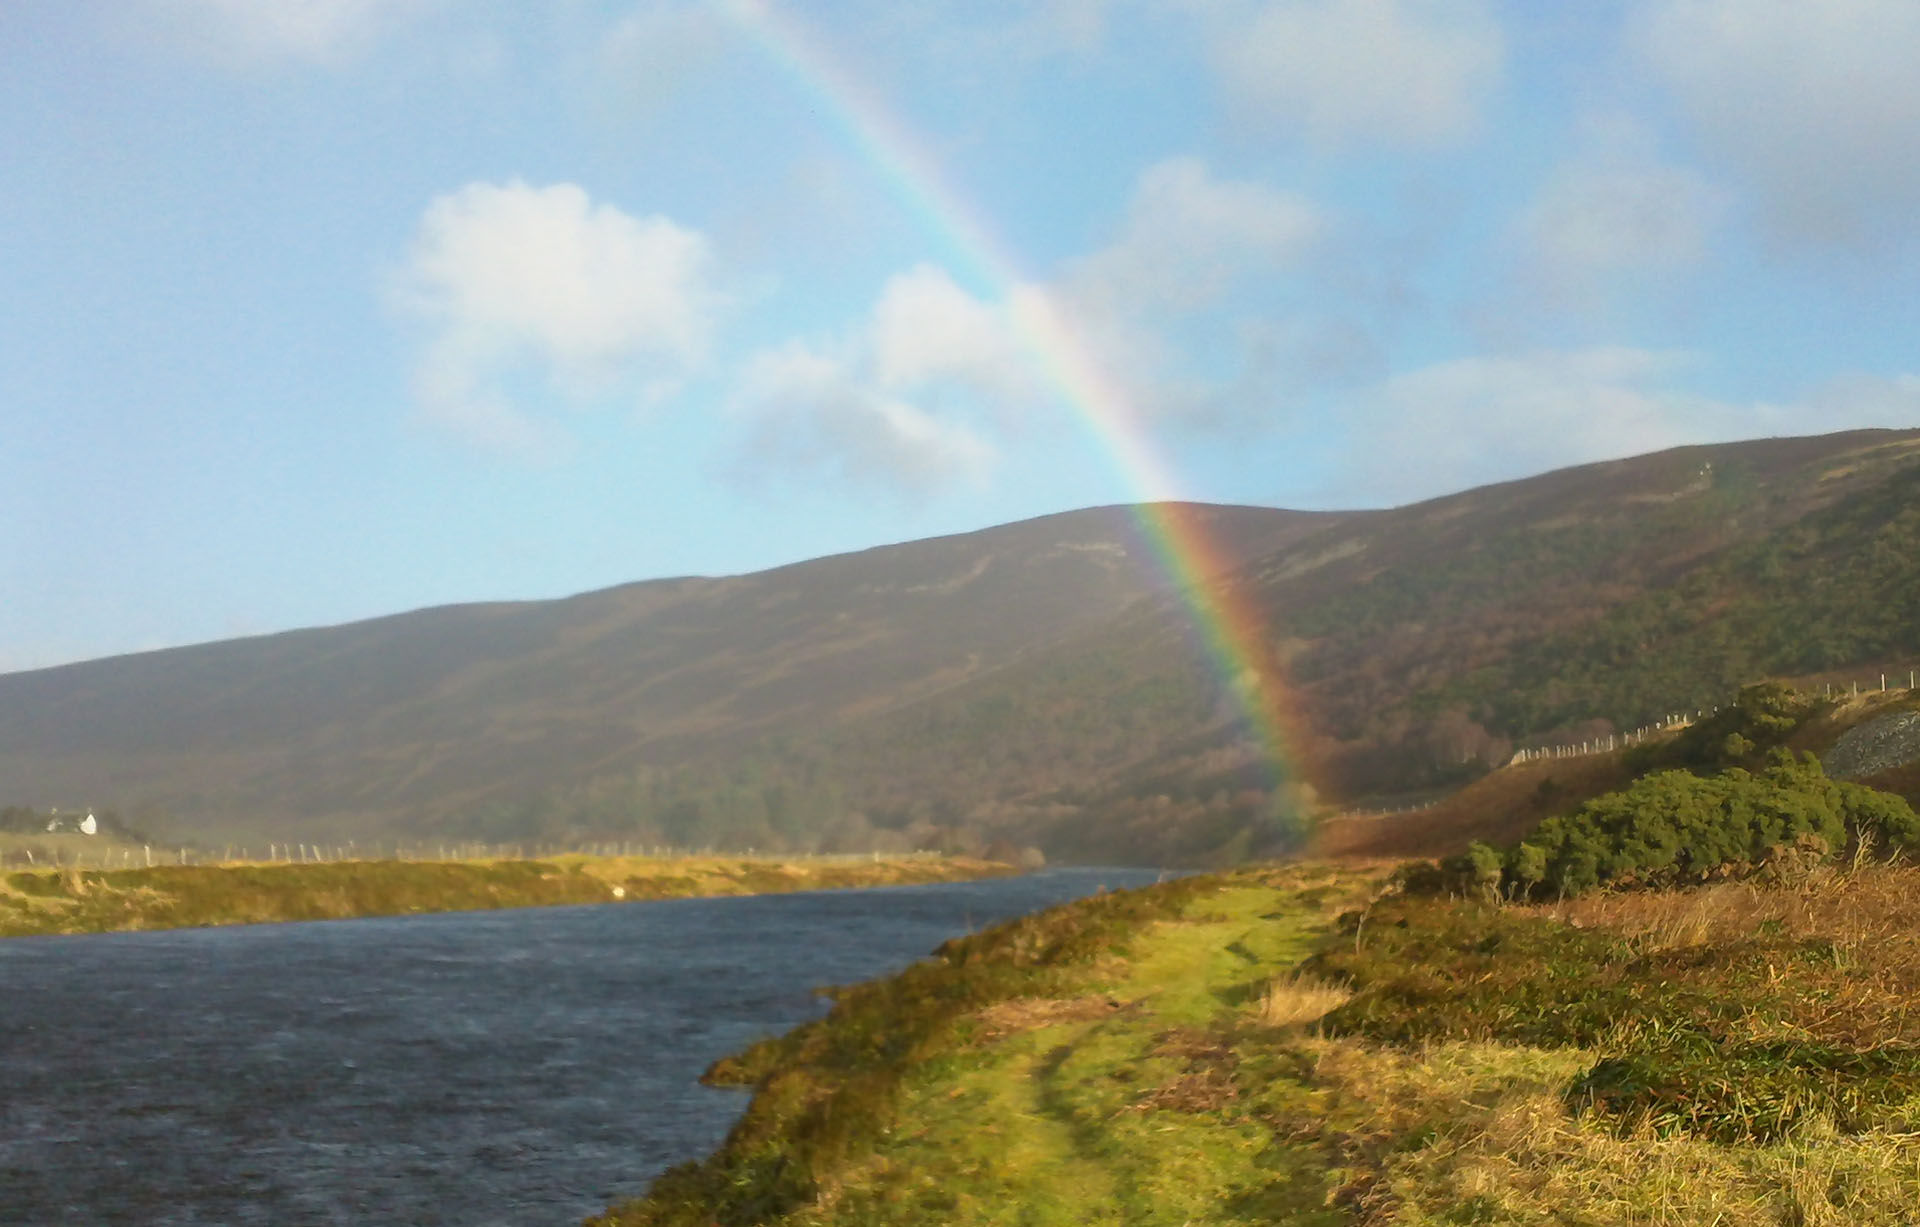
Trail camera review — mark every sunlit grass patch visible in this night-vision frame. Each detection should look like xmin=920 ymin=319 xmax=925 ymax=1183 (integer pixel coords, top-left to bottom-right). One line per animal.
xmin=595 ymin=862 xmax=1920 ymax=1224
xmin=1308 ymin=865 xmax=1920 ymax=1147
xmin=1257 ymin=973 xmax=1352 ymax=1028
xmin=600 ymin=870 xmax=1375 ymax=1226
xmin=1241 ymin=1033 xmax=1920 ymax=1226
xmin=616 ymin=874 xmax=1235 ymax=1226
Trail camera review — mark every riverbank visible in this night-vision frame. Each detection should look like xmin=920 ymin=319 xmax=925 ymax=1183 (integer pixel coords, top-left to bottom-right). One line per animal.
xmin=0 ymin=853 xmax=1013 ymax=938
xmin=596 ymin=860 xmax=1920 ymax=1226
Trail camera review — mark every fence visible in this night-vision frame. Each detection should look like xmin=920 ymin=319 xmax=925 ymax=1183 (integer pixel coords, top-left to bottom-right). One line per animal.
xmin=1508 ymin=669 xmax=1919 ymax=768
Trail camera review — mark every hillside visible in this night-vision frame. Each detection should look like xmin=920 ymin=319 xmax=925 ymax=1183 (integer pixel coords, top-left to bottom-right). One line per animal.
xmin=5 ymin=428 xmax=1920 ymax=861
xmin=0 ymin=504 xmax=1334 ymax=844
xmin=598 ymin=428 xmax=1920 ymax=863
xmin=1316 ymin=685 xmax=1920 ymax=862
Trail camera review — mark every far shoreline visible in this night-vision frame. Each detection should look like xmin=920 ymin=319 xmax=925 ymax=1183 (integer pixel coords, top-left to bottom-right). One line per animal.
xmin=0 ymin=852 xmax=1018 ymax=939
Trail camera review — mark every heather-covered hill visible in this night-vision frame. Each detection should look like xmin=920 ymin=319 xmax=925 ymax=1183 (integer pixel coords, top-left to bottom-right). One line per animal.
xmin=698 ymin=428 xmax=1920 ymax=863
xmin=0 ymin=503 xmax=1335 ymax=843
xmin=5 ymin=428 xmax=1919 ymax=863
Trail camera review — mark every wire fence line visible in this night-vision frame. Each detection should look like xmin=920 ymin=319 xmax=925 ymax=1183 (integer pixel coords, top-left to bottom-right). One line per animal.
xmin=1333 ymin=669 xmax=1920 ymax=823
xmin=1508 ymin=669 xmax=1919 ymax=768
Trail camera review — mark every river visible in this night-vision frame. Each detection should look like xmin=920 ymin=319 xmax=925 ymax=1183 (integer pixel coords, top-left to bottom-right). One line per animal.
xmin=0 ymin=867 xmax=1164 ymax=1225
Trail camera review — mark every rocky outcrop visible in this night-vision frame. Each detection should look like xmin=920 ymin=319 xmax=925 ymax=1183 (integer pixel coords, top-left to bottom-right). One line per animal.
xmin=1824 ymin=709 xmax=1920 ymax=780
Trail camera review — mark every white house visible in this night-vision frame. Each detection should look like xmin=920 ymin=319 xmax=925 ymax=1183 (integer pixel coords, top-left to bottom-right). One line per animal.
xmin=42 ymin=808 xmax=100 ymax=836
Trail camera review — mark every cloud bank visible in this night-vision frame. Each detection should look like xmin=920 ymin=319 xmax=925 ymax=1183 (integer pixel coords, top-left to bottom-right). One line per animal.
xmin=724 ymin=157 xmax=1324 ymax=494
xmin=392 ymin=180 xmax=720 ymax=457
xmin=1639 ymin=0 xmax=1920 ymax=248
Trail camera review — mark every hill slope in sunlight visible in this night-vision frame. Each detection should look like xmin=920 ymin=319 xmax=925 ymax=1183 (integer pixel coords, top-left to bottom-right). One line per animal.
xmin=0 ymin=503 xmax=1337 ymax=846
xmin=5 ymin=427 xmax=1920 ymax=863
xmin=727 ymin=427 xmax=1920 ymax=863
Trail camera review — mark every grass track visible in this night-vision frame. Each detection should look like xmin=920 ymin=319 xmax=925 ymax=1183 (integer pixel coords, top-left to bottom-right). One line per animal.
xmin=602 ymin=863 xmax=1920 ymax=1226
xmin=798 ymin=884 xmax=1350 ymax=1226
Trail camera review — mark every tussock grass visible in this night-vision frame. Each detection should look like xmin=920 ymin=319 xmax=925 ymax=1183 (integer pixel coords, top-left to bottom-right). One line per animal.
xmin=1311 ymin=865 xmax=1920 ymax=1144
xmin=1257 ymin=972 xmax=1352 ymax=1028
xmin=1540 ymin=859 xmax=1920 ymax=952
xmin=1285 ymin=1036 xmax=1920 ymax=1225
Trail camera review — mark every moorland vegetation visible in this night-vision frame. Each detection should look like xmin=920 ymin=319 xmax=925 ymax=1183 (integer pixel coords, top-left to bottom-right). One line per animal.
xmin=595 ymin=683 xmax=1920 ymax=1224
xmin=597 ymin=853 xmax=1920 ymax=1225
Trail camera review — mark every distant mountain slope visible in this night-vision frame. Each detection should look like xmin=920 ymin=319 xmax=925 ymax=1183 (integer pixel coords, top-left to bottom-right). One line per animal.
xmin=672 ymin=428 xmax=1920 ymax=863
xmin=0 ymin=503 xmax=1338 ymax=841
xmin=6 ymin=428 xmax=1919 ymax=864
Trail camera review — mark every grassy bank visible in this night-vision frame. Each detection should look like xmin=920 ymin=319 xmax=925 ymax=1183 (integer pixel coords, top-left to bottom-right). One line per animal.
xmin=0 ymin=853 xmax=1012 ymax=938
xmin=596 ymin=861 xmax=1920 ymax=1225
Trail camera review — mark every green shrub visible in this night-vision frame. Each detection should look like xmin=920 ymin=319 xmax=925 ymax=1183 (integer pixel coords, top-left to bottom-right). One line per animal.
xmin=1510 ymin=750 xmax=1919 ymax=899
xmin=1627 ymin=681 xmax=1817 ymax=774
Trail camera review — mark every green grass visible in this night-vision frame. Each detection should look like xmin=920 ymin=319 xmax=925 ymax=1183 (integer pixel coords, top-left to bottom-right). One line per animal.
xmin=595 ymin=862 xmax=1920 ymax=1226
xmin=594 ymin=867 xmax=1369 ymax=1226
xmin=785 ymin=885 xmax=1344 ymax=1226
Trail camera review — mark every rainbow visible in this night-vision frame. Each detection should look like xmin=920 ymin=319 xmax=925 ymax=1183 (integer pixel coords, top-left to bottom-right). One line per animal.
xmin=720 ymin=0 xmax=1315 ymax=822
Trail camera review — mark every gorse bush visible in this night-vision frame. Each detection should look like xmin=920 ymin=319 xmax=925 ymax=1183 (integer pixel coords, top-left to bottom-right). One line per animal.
xmin=1424 ymin=741 xmax=1920 ymax=901
xmin=1511 ymin=752 xmax=1920 ymax=898
xmin=1626 ymin=680 xmax=1816 ymax=774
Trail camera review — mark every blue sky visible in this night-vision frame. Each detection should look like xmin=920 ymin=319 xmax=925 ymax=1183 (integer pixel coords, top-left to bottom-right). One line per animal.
xmin=5 ymin=0 xmax=1919 ymax=671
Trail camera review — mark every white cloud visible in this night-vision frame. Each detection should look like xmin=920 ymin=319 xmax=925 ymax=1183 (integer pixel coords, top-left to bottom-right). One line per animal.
xmin=1638 ymin=0 xmax=1920 ymax=247
xmin=725 ymin=158 xmax=1326 ymax=489
xmin=391 ymin=180 xmax=720 ymax=457
xmin=1046 ymin=157 xmax=1327 ymax=424
xmin=158 ymin=0 xmax=437 ymax=62
xmin=1807 ymin=373 xmax=1920 ymax=427
xmin=1211 ymin=0 xmax=1504 ymax=148
xmin=729 ymin=341 xmax=994 ymax=494
xmin=1066 ymin=157 xmax=1320 ymax=311
xmin=871 ymin=265 xmax=1034 ymax=401
xmin=1318 ymin=345 xmax=1920 ymax=504
xmin=1338 ymin=347 xmax=1773 ymax=501
xmin=1515 ymin=120 xmax=1725 ymax=309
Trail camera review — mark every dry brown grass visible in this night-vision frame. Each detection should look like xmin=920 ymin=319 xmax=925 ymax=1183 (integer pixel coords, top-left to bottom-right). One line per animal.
xmin=1313 ymin=754 xmax=1640 ymax=861
xmin=970 ymin=994 xmax=1133 ymax=1039
xmin=1256 ymin=972 xmax=1352 ymax=1027
xmin=1285 ymin=1035 xmax=1920 ymax=1226
xmin=1533 ymin=862 xmax=1920 ymax=951
xmin=1521 ymin=864 xmax=1920 ymax=1056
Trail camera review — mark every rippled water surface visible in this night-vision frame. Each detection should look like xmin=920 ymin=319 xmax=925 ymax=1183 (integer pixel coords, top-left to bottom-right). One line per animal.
xmin=0 ymin=868 xmax=1165 ymax=1226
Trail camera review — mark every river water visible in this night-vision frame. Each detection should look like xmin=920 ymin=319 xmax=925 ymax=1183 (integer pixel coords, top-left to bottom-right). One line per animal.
xmin=0 ymin=868 xmax=1163 ymax=1226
